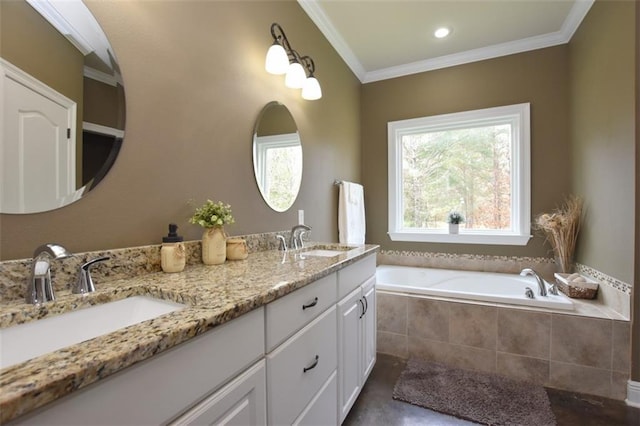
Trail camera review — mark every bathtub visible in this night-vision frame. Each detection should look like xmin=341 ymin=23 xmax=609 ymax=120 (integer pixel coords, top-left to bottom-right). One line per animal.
xmin=376 ymin=265 xmax=574 ymax=311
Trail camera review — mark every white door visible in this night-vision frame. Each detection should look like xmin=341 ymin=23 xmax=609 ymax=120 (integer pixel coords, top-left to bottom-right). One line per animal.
xmin=1 ymin=59 xmax=76 ymax=213
xmin=361 ymin=276 xmax=377 ymax=381
xmin=337 ymin=286 xmax=362 ymax=424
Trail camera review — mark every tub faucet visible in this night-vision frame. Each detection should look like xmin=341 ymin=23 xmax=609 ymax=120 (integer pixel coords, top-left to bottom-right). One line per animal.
xmin=290 ymin=224 xmax=311 ymax=250
xmin=520 ymin=268 xmax=547 ymax=297
xmin=26 ymin=243 xmax=73 ymax=304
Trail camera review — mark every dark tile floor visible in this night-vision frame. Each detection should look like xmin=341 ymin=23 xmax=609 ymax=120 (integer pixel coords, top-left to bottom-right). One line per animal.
xmin=343 ymin=353 xmax=640 ymax=426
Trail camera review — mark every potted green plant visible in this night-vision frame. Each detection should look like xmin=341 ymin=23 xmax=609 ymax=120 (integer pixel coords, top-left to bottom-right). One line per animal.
xmin=189 ymin=200 xmax=235 ymax=265
xmin=447 ymin=211 xmax=464 ymax=234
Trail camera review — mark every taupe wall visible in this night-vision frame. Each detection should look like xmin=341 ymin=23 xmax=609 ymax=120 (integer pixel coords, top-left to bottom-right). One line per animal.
xmin=569 ymin=0 xmax=637 ymax=385
xmin=569 ymin=0 xmax=636 ymax=286
xmin=361 ymin=46 xmax=571 ymax=258
xmin=0 ymin=0 xmax=362 ymax=260
xmin=84 ymin=78 xmax=125 ymax=131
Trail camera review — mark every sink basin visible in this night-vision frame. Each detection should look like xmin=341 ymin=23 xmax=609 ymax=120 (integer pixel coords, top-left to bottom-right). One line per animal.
xmin=300 ymin=244 xmax=356 ymax=258
xmin=301 ymin=249 xmax=347 ymax=257
xmin=0 ymin=295 xmax=185 ymax=369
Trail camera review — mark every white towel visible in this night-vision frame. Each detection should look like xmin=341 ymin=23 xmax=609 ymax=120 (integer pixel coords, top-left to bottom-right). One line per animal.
xmin=338 ymin=181 xmax=366 ymax=244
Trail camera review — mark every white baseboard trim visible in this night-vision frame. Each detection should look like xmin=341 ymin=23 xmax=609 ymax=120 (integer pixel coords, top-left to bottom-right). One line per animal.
xmin=626 ymin=380 xmax=640 ymax=408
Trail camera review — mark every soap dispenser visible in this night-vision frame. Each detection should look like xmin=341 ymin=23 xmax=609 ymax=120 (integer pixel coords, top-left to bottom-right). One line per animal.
xmin=161 ymin=224 xmax=186 ymax=273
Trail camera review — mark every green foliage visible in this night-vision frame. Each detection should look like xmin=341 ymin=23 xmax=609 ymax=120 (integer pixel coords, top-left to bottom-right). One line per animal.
xmin=265 ymin=146 xmax=301 ymax=211
xmin=189 ymin=200 xmax=235 ymax=228
xmin=402 ymin=125 xmax=511 ymax=230
xmin=447 ymin=211 xmax=464 ymax=224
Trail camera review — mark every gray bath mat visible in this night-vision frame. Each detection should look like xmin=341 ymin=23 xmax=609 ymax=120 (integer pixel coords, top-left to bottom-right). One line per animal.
xmin=393 ymin=359 xmax=556 ymax=426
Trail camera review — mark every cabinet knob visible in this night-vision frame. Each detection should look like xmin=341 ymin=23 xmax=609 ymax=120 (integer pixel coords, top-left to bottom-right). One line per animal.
xmin=303 ymin=355 xmax=319 ymax=373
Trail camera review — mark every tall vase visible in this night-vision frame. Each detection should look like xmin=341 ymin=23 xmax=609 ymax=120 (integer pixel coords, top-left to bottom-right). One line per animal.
xmin=554 ymin=255 xmax=574 ymax=274
xmin=202 ymin=226 xmax=226 ymax=265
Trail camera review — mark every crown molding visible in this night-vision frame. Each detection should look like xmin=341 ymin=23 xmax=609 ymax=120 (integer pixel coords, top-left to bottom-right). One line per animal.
xmin=299 ymin=0 xmax=594 ymax=84
xmin=297 ymin=0 xmax=366 ymax=81
xmin=363 ymin=29 xmax=569 ymax=83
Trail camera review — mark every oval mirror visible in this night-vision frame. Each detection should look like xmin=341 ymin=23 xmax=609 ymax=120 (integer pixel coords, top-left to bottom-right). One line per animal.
xmin=0 ymin=0 xmax=125 ymax=214
xmin=252 ymin=102 xmax=302 ymax=212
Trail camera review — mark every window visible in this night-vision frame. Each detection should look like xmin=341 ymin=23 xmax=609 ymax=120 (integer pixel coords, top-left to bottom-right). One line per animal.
xmin=253 ymin=132 xmax=302 ymax=212
xmin=388 ymin=103 xmax=531 ymax=245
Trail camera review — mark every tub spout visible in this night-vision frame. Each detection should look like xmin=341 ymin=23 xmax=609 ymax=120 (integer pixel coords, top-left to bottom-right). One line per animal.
xmin=520 ymin=268 xmax=547 ymax=297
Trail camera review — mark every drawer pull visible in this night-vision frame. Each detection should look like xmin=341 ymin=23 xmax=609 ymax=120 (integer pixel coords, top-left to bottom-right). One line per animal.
xmin=303 ymin=355 xmax=319 ymax=373
xmin=302 ymin=297 xmax=319 ymax=310
xmin=358 ymin=298 xmax=365 ymax=319
xmin=363 ymin=295 xmax=369 ymax=315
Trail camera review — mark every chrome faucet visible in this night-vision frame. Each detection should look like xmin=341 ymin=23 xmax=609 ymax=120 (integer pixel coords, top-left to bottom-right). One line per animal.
xmin=520 ymin=268 xmax=547 ymax=297
xmin=276 ymin=234 xmax=288 ymax=251
xmin=289 ymin=224 xmax=311 ymax=250
xmin=26 ymin=243 xmax=72 ymax=304
xmin=72 ymin=256 xmax=110 ymax=294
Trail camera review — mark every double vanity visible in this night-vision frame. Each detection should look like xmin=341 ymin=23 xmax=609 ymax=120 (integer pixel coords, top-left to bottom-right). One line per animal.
xmin=0 ymin=243 xmax=378 ymax=425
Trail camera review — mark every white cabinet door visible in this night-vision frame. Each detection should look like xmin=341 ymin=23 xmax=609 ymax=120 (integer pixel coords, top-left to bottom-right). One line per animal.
xmin=361 ymin=276 xmax=376 ymax=382
xmin=171 ymin=360 xmax=266 ymax=426
xmin=337 ymin=286 xmax=362 ymax=424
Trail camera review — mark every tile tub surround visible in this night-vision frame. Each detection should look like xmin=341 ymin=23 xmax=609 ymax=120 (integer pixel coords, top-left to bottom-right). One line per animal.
xmin=0 ymin=242 xmax=378 ymax=423
xmin=376 ymin=292 xmax=631 ymax=401
xmin=0 ymin=230 xmax=295 ymax=303
xmin=378 ymin=250 xmax=631 ymax=320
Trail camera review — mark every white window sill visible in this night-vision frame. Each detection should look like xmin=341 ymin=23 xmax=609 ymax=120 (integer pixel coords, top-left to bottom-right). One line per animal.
xmin=388 ymin=231 xmax=532 ymax=246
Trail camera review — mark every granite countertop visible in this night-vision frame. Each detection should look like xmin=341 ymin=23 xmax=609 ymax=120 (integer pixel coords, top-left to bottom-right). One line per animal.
xmin=0 ymin=244 xmax=378 ymax=424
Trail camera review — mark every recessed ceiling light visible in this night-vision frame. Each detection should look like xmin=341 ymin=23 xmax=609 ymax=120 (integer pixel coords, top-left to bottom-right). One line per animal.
xmin=434 ymin=27 xmax=451 ymax=39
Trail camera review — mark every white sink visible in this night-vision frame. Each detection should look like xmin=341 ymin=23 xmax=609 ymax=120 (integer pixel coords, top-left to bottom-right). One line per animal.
xmin=0 ymin=295 xmax=185 ymax=369
xmin=302 ymin=249 xmax=346 ymax=257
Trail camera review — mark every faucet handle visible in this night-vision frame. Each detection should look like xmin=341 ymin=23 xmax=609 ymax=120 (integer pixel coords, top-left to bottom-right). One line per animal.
xmin=276 ymin=235 xmax=287 ymax=251
xmin=73 ymin=256 xmax=110 ymax=294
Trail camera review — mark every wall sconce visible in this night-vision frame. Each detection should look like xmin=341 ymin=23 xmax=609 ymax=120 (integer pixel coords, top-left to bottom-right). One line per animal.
xmin=265 ymin=23 xmax=322 ymax=101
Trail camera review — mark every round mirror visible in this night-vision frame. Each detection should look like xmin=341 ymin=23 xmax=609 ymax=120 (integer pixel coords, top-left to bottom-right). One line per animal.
xmin=252 ymin=102 xmax=302 ymax=212
xmin=0 ymin=0 xmax=125 ymax=214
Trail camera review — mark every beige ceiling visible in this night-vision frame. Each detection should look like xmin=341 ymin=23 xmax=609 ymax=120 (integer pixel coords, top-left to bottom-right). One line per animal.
xmin=298 ymin=0 xmax=594 ymax=83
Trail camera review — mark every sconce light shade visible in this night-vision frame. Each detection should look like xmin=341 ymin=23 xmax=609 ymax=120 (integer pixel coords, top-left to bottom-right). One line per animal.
xmin=265 ymin=42 xmax=289 ymax=74
xmin=285 ymin=61 xmax=306 ymax=89
xmin=302 ymin=76 xmax=322 ymax=100
xmin=266 ymin=23 xmax=321 ymax=100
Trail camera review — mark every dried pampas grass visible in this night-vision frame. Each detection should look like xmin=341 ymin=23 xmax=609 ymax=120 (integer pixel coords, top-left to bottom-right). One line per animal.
xmin=535 ymin=195 xmax=583 ymax=273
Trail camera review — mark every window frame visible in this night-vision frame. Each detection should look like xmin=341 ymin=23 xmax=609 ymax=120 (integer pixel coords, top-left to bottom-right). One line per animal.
xmin=253 ymin=132 xmax=301 ymax=198
xmin=387 ymin=103 xmax=531 ymax=245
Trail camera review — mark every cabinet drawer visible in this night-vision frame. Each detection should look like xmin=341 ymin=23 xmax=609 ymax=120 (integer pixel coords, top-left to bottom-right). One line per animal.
xmin=337 ymin=254 xmax=376 ymax=299
xmin=266 ymin=273 xmax=337 ymax=352
xmin=293 ymin=371 xmax=337 ymax=426
xmin=266 ymin=306 xmax=337 ymax=426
